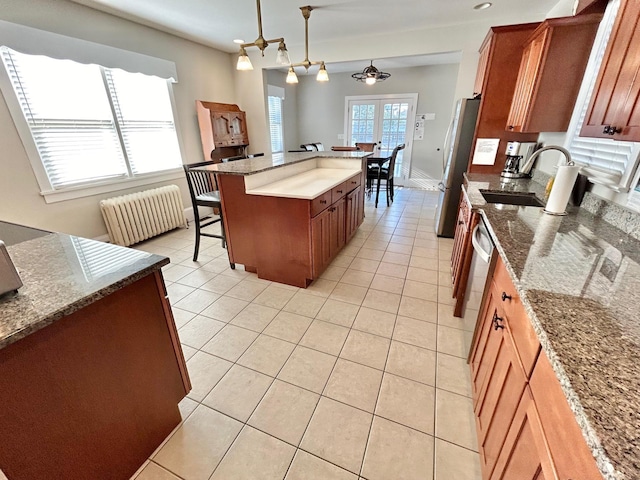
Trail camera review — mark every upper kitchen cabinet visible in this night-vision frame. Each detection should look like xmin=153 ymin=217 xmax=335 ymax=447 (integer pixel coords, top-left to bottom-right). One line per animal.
xmin=506 ymin=15 xmax=602 ymax=133
xmin=469 ymin=23 xmax=540 ymax=175
xmin=581 ymin=0 xmax=640 ymax=141
xmin=196 ymin=101 xmax=249 ymax=162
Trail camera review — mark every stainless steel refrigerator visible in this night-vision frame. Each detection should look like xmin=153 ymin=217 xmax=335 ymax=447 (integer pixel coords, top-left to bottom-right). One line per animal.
xmin=435 ymin=97 xmax=480 ymax=238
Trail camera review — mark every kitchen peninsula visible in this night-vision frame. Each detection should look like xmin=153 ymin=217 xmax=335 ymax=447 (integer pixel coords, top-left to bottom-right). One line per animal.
xmin=462 ymin=175 xmax=640 ymax=480
xmin=0 ymin=222 xmax=190 ymax=480
xmin=208 ymin=151 xmax=369 ymax=287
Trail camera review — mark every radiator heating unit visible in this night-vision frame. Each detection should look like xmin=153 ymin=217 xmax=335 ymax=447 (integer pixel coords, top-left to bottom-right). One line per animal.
xmin=100 ymin=185 xmax=187 ymax=246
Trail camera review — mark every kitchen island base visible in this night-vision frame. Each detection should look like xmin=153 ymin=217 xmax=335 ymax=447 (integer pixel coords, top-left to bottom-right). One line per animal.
xmin=0 ymin=271 xmax=189 ymax=480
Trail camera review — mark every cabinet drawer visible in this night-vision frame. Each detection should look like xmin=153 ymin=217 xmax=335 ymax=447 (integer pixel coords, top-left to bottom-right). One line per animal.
xmin=459 ymin=188 xmax=472 ymax=230
xmin=492 ymin=257 xmax=540 ymax=377
xmin=331 ymin=181 xmax=348 ymax=204
xmin=311 ymin=191 xmax=332 ymax=217
xmin=345 ymin=173 xmax=362 ymax=192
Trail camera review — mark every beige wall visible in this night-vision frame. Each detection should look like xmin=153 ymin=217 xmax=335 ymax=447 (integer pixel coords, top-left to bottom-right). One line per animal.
xmin=0 ymin=0 xmax=237 ymax=237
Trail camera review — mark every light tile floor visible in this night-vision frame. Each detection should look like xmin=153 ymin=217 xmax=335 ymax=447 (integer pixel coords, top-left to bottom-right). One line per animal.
xmin=131 ymin=188 xmax=482 ymax=480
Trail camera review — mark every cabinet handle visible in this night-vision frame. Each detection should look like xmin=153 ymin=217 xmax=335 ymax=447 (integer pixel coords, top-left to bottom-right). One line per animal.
xmin=320 ymin=200 xmax=327 ymax=204
xmin=492 ymin=312 xmax=504 ymax=330
xmin=501 ymin=292 xmax=512 ymax=302
xmin=508 ymin=125 xmax=514 ymax=130
xmin=337 ymin=190 xmax=343 ymax=194
xmin=603 ymin=125 xmax=622 ymax=135
xmin=351 ymin=181 xmax=357 ymax=184
xmin=458 ymin=220 xmax=464 ymax=225
xmin=329 ymin=207 xmax=336 ymax=212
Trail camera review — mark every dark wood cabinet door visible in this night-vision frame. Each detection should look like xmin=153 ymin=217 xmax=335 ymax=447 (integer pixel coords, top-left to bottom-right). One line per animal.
xmin=474 ymin=35 xmax=492 ymax=97
xmin=228 ymin=112 xmax=249 ymax=145
xmin=582 ymin=0 xmax=640 ymax=141
xmin=330 ymin=198 xmax=346 ymax=257
xmin=490 ymin=388 xmax=556 ymax=480
xmin=311 ymin=207 xmax=332 ymax=278
xmin=212 ymin=112 xmax=232 ymax=146
xmin=473 ymin=302 xmax=528 ymax=479
xmin=345 ymin=186 xmax=363 ymax=243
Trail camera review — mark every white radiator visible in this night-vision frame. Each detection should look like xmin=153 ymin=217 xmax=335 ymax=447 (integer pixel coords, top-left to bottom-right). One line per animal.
xmin=100 ymin=185 xmax=187 ymax=246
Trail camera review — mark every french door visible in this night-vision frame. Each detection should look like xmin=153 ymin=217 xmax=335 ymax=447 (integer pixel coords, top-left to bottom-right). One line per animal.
xmin=345 ymin=94 xmax=416 ymax=185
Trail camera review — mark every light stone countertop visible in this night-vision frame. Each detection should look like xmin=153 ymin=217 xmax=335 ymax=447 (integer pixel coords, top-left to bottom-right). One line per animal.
xmin=464 ymin=173 xmax=640 ymax=480
xmin=206 ymin=151 xmax=369 ymax=176
xmin=0 ymin=222 xmax=168 ymax=350
xmin=246 ymin=167 xmax=361 ymax=199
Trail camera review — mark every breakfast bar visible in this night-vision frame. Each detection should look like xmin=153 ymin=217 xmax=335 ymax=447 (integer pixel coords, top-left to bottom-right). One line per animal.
xmin=207 ymin=151 xmax=369 ymax=287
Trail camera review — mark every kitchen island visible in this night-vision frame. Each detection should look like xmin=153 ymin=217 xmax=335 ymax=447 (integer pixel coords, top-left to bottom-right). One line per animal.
xmin=0 ymin=222 xmax=190 ymax=480
xmin=207 ymin=151 xmax=369 ymax=287
xmin=464 ymin=174 xmax=639 ymax=480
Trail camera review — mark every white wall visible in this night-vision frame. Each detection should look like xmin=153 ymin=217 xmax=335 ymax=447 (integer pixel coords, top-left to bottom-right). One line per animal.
xmin=0 ymin=0 xmax=237 ymax=238
xmin=292 ymin=63 xmax=459 ymax=181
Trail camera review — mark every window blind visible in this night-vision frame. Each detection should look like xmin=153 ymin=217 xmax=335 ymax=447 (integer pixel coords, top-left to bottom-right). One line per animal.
xmin=105 ymin=69 xmax=182 ymax=175
xmin=1 ymin=46 xmax=183 ymax=191
xmin=268 ymin=95 xmax=284 ymax=154
xmin=71 ymin=237 xmax=148 ymax=282
xmin=1 ymin=47 xmax=128 ymax=188
xmin=565 ymin=0 xmax=640 ymax=192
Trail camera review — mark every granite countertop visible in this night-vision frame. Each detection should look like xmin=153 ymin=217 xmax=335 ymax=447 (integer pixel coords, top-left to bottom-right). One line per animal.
xmin=0 ymin=221 xmax=168 ymax=350
xmin=207 ymin=151 xmax=368 ymax=176
xmin=464 ymin=173 xmax=639 ymax=480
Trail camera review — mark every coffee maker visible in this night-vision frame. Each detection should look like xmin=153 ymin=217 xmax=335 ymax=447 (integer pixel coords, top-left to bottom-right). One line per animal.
xmin=501 ymin=141 xmax=538 ymax=178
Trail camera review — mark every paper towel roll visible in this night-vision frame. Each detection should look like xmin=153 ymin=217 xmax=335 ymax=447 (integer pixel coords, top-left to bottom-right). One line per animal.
xmin=544 ymin=164 xmax=581 ymax=215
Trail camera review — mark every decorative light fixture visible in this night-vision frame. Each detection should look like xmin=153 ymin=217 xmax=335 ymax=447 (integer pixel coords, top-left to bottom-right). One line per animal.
xmin=236 ymin=0 xmax=290 ymax=71
xmin=286 ymin=6 xmax=329 ymax=84
xmin=473 ymin=2 xmax=493 ymax=10
xmin=352 ymin=61 xmax=391 ymax=85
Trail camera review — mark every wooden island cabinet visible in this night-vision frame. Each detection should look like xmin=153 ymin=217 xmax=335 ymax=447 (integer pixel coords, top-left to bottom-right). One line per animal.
xmin=469 ymin=256 xmax=602 ymax=480
xmin=210 ymin=153 xmax=367 ymax=287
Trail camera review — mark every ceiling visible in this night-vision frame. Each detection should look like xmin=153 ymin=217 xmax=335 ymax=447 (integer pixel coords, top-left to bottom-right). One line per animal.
xmin=69 ymin=0 xmax=560 ymax=55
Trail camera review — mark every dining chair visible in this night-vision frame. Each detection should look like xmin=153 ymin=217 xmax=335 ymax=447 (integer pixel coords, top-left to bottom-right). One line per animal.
xmin=300 ymin=144 xmax=316 ymax=151
xmin=288 ymin=149 xmax=308 ymax=153
xmin=183 ymin=161 xmax=234 ymax=267
xmin=312 ymin=142 xmax=325 ymax=151
xmin=247 ymin=153 xmax=265 ymax=158
xmin=369 ymin=143 xmax=406 ymax=208
xmin=355 ymin=142 xmax=377 ymax=152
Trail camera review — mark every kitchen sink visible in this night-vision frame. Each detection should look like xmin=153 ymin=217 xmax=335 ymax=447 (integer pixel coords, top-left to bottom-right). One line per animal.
xmin=480 ymin=190 xmax=545 ymax=207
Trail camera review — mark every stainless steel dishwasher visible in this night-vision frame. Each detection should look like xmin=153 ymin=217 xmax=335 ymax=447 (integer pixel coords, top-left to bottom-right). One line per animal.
xmin=463 ymin=215 xmax=496 ymax=318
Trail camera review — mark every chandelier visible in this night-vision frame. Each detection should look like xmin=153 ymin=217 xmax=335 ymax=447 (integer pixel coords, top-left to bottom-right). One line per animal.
xmin=285 ymin=6 xmax=329 ymax=84
xmin=352 ymin=61 xmax=391 ymax=85
xmin=236 ymin=0 xmax=290 ymax=71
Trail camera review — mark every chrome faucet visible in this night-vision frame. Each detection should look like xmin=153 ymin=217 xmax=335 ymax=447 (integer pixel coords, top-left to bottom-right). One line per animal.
xmin=521 ymin=145 xmax=573 ymax=175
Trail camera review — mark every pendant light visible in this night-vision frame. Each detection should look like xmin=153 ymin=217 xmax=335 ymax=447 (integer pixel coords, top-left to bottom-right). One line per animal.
xmin=287 ymin=6 xmax=329 ymax=84
xmin=236 ymin=0 xmax=290 ymax=70
xmin=352 ymin=61 xmax=391 ymax=84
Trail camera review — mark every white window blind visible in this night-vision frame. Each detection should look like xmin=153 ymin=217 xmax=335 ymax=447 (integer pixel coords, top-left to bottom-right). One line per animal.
xmin=1 ymin=47 xmax=182 ymax=190
xmin=268 ymin=95 xmax=284 ymax=154
xmin=71 ymin=237 xmax=149 ymax=282
xmin=565 ymin=0 xmax=640 ymax=192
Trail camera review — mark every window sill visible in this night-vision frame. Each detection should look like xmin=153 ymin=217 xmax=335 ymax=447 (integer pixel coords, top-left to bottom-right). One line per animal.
xmin=41 ymin=169 xmax=184 ymax=204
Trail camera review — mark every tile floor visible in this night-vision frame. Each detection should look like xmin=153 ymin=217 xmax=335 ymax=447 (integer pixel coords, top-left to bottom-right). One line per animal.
xmin=130 ymin=188 xmax=482 ymax=480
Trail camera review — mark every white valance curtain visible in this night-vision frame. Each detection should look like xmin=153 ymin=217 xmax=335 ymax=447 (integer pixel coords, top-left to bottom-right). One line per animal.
xmin=0 ymin=19 xmax=178 ymax=81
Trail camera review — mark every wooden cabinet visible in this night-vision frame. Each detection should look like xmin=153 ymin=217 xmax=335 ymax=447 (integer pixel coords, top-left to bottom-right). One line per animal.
xmin=468 ymin=23 xmax=540 ymax=175
xmin=312 ymin=174 xmax=362 ymax=277
xmin=581 ymin=0 xmax=640 ymax=141
xmin=451 ymin=187 xmax=478 ymax=317
xmin=506 ymin=15 xmax=602 ymax=133
xmin=196 ymin=101 xmax=249 ymax=161
xmin=469 ymin=256 xmax=602 ymax=480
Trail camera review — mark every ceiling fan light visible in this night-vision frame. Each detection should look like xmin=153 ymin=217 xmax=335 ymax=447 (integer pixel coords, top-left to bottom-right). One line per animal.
xmin=352 ymin=60 xmax=390 ymax=84
xmin=276 ymin=41 xmax=290 ymax=65
xmin=365 ymin=76 xmax=377 ymax=85
xmin=236 ymin=47 xmax=253 ymax=71
xmin=316 ymin=63 xmax=329 ymax=82
xmin=286 ymin=67 xmax=299 ymax=84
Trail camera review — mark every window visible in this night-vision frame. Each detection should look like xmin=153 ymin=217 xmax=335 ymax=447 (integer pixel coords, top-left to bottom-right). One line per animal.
xmin=268 ymin=95 xmax=284 ymax=154
xmin=564 ymin=0 xmax=640 ymax=193
xmin=0 ymin=47 xmax=183 ymax=197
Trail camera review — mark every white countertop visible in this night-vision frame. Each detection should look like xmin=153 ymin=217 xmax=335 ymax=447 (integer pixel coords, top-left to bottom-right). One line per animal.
xmin=245 ymin=168 xmax=361 ymax=199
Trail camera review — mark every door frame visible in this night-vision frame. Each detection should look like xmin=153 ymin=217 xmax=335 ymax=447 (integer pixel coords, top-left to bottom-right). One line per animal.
xmin=344 ymin=93 xmax=418 ymax=184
